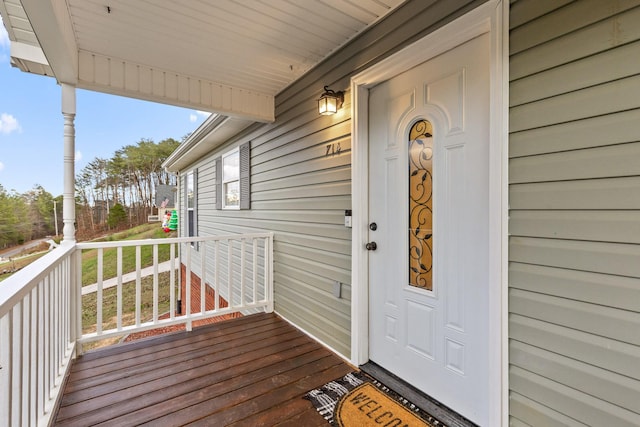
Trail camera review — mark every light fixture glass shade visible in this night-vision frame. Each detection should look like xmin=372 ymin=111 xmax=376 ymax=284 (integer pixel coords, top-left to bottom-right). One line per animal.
xmin=318 ymin=86 xmax=343 ymax=115
xmin=318 ymin=96 xmax=337 ymax=115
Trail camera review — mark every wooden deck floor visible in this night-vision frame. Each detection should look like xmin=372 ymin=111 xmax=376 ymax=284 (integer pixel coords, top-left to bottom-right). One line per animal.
xmin=54 ymin=312 xmax=352 ymax=426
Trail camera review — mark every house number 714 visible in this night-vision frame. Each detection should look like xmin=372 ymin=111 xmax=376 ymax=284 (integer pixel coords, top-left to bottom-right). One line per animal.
xmin=326 ymin=143 xmax=342 ymax=156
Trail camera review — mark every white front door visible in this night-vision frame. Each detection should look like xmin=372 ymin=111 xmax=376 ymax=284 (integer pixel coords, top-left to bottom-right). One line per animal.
xmin=368 ymin=32 xmax=491 ymax=425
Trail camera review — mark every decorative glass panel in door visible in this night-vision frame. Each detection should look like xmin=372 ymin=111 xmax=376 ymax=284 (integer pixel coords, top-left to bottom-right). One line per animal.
xmin=408 ymin=119 xmax=433 ymax=290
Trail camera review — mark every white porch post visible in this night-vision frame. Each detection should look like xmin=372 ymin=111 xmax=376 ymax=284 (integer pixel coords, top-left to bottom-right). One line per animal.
xmin=61 ymin=83 xmax=76 ymax=243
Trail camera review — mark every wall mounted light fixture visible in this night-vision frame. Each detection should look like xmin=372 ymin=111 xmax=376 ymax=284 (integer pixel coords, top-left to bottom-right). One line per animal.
xmin=318 ymin=86 xmax=344 ymax=115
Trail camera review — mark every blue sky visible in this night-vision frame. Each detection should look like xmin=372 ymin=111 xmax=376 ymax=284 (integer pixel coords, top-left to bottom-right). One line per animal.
xmin=0 ymin=19 xmax=208 ymax=197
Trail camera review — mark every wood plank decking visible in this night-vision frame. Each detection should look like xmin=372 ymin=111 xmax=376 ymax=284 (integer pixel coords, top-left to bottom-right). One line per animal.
xmin=54 ymin=312 xmax=352 ymax=426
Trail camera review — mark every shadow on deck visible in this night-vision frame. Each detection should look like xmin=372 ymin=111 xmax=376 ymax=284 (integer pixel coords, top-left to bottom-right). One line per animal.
xmin=53 ymin=312 xmax=351 ymax=426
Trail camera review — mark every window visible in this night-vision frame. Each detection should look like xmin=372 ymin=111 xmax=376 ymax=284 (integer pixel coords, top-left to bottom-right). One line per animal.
xmin=222 ymin=149 xmax=240 ymax=209
xmin=216 ymin=142 xmax=250 ymax=210
xmin=186 ymin=170 xmax=197 ymax=237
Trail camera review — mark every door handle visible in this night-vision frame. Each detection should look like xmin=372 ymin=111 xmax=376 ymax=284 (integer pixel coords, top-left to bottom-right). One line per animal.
xmin=365 ymin=242 xmax=377 ymax=251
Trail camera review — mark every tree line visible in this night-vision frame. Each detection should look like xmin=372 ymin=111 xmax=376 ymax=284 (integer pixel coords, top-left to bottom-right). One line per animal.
xmin=0 ymin=185 xmax=60 ymax=249
xmin=76 ymin=138 xmax=180 ymax=237
xmin=0 ymin=137 xmax=181 ymax=248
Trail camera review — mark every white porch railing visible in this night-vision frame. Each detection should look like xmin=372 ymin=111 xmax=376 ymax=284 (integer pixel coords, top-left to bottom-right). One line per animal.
xmin=0 ymin=243 xmax=78 ymax=427
xmin=76 ymin=233 xmax=274 ymax=347
xmin=0 ymin=232 xmax=273 ymax=427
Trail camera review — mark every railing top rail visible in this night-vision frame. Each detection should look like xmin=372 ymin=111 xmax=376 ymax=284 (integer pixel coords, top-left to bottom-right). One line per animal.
xmin=76 ymin=232 xmax=274 ymax=250
xmin=0 ymin=243 xmax=76 ymax=318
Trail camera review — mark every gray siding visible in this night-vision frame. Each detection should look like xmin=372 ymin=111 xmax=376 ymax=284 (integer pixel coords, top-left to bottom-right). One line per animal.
xmin=509 ymin=1 xmax=640 ymax=425
xmin=178 ymin=0 xmax=483 ymax=357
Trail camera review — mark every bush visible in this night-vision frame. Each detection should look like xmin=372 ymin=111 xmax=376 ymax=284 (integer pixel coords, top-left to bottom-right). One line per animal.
xmin=107 ymin=204 xmax=128 ymax=229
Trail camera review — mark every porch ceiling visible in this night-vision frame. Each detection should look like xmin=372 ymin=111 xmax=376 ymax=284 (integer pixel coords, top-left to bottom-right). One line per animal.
xmin=0 ymin=0 xmax=405 ymax=122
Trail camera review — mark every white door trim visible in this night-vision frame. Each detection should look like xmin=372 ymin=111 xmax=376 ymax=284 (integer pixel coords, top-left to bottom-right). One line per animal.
xmin=349 ymin=1 xmax=508 ymax=425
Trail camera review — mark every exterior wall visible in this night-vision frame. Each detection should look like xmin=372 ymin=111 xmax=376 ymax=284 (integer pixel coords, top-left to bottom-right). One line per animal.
xmin=508 ymin=1 xmax=640 ymax=425
xmin=179 ymin=263 xmax=241 ymax=323
xmin=178 ymin=0 xmax=484 ymax=357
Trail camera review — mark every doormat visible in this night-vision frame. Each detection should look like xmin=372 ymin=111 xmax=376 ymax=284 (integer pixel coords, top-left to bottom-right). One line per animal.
xmin=304 ymin=372 xmax=447 ymax=426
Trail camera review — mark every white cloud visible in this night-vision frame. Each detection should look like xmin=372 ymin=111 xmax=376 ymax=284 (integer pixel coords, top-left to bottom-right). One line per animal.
xmin=75 ymin=150 xmax=83 ymax=162
xmin=190 ymin=110 xmax=211 ymax=122
xmin=0 ymin=113 xmax=21 ymax=135
xmin=0 ymin=161 xmax=4 ymax=172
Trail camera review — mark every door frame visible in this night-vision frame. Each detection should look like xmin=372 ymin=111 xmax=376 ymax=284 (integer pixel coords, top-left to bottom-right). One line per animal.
xmin=349 ymin=1 xmax=508 ymax=425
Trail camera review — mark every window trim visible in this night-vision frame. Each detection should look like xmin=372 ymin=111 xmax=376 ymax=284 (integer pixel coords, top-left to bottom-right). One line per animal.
xmin=216 ymin=141 xmax=250 ymax=211
xmin=185 ymin=169 xmax=197 ymax=240
xmin=221 ymin=148 xmax=240 ymax=210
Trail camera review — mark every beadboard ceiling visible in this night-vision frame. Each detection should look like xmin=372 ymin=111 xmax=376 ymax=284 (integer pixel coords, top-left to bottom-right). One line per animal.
xmin=0 ymin=0 xmax=405 ymax=121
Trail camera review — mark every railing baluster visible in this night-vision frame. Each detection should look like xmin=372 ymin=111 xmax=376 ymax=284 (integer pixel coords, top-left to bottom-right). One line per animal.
xmin=136 ymin=245 xmax=141 ymax=327
xmin=228 ymin=239 xmax=233 ymax=309
xmin=75 ymin=248 xmax=83 ymax=355
xmin=12 ymin=304 xmax=21 ymax=426
xmin=58 ymin=261 xmax=64 ymax=366
xmin=63 ymin=258 xmax=70 ymax=357
xmin=0 ymin=313 xmax=11 ymax=424
xmin=186 ymin=245 xmax=192 ymax=331
xmin=53 ymin=270 xmax=59 ymax=390
xmin=266 ymin=235 xmax=274 ymax=312
xmin=252 ymin=238 xmax=258 ymax=304
xmin=153 ymin=244 xmax=159 ymax=323
xmin=60 ymin=262 xmax=65 ymax=361
xmin=214 ymin=240 xmax=220 ymax=311
xmin=170 ymin=243 xmax=175 ymax=320
xmin=240 ymin=239 xmax=246 ymax=306
xmin=28 ymin=288 xmax=37 ymax=425
xmin=37 ymin=280 xmax=45 ymax=417
xmin=55 ymin=266 xmax=62 ymax=376
xmin=97 ymin=248 xmax=103 ymax=335
xmin=20 ymin=298 xmax=29 ymax=425
xmin=44 ymin=275 xmax=51 ymax=401
xmin=200 ymin=243 xmax=205 ymax=314
xmin=116 ymin=246 xmax=123 ymax=331
xmin=19 ymin=296 xmax=26 ymax=426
